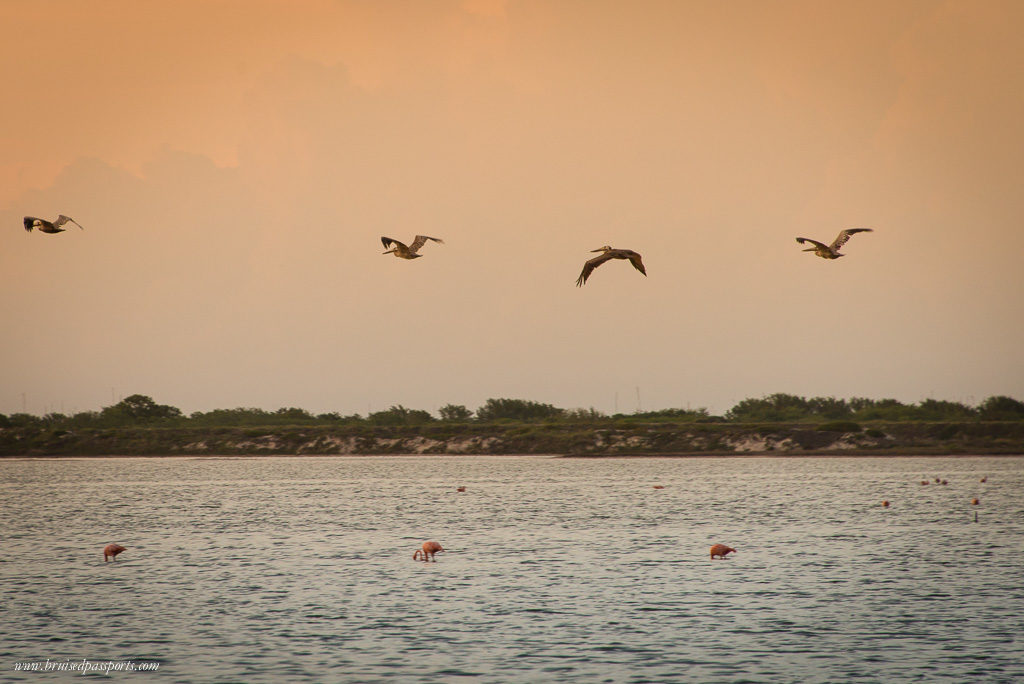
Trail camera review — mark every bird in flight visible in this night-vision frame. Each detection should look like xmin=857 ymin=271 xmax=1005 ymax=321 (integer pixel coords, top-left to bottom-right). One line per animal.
xmin=24 ymin=215 xmax=84 ymax=234
xmin=795 ymin=228 xmax=872 ymax=259
xmin=576 ymin=246 xmax=647 ymax=286
xmin=381 ymin=235 xmax=444 ymax=260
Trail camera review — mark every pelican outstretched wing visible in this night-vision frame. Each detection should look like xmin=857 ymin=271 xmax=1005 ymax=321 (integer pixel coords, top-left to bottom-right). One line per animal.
xmin=54 ymin=215 xmax=83 ymax=230
xmin=829 ymin=228 xmax=872 ymax=251
xmin=575 ymin=252 xmax=617 ymax=287
xmin=23 ymin=217 xmax=39 ymax=232
xmin=381 ymin=236 xmax=407 ymax=250
xmin=408 ymin=235 xmax=444 ymax=253
xmin=625 ymin=250 xmax=647 ymax=276
xmin=795 ymin=237 xmax=828 ymax=250
xmin=576 ymin=252 xmax=615 ymax=287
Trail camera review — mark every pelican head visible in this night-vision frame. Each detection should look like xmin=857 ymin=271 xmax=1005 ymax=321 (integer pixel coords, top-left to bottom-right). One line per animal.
xmin=592 ymin=245 xmax=613 ymax=253
xmin=383 ymin=247 xmax=421 ymax=258
xmin=801 ymin=246 xmax=845 ymax=258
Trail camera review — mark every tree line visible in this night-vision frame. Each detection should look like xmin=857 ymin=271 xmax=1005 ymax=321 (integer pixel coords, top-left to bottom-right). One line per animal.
xmin=2 ymin=393 xmax=1024 ymax=429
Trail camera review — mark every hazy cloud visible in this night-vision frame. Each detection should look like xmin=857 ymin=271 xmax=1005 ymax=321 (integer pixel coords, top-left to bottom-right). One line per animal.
xmin=2 ymin=0 xmax=1021 ymax=417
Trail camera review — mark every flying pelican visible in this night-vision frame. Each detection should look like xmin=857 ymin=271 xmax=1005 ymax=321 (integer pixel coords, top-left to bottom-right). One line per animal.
xmin=381 ymin=235 xmax=443 ymax=259
xmin=576 ymin=246 xmax=647 ymax=286
xmin=795 ymin=228 xmax=872 ymax=259
xmin=24 ymin=215 xmax=84 ymax=234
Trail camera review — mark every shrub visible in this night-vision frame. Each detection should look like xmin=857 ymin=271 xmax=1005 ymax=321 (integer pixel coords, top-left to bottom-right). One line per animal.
xmin=101 ymin=395 xmax=182 ymax=424
xmin=367 ymin=405 xmax=435 ymax=426
xmin=978 ymin=396 xmax=1024 ymax=420
xmin=914 ymin=399 xmax=976 ymax=421
xmin=439 ymin=404 xmax=473 ymax=421
xmin=476 ymin=398 xmax=564 ymax=422
xmin=726 ymin=394 xmax=810 ymax=422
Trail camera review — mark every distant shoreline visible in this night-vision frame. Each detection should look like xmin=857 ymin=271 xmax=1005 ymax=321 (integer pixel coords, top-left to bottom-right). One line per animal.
xmin=4 ymin=452 xmax=1023 ymax=460
xmin=4 ymin=422 xmax=1024 ymax=458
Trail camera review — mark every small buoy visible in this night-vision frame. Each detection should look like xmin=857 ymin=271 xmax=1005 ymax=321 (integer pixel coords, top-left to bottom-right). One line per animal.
xmin=103 ymin=543 xmax=126 ymax=562
xmin=971 ymin=498 xmax=979 ymax=505
xmin=882 ymin=500 xmax=890 ymax=507
xmin=980 ymin=477 xmax=987 ymax=483
xmin=920 ymin=480 xmax=929 ymax=486
xmin=935 ymin=477 xmax=941 ymax=483
xmin=652 ymin=485 xmax=665 ymax=489
xmin=456 ymin=486 xmax=466 ymax=492
xmin=941 ymin=480 xmax=948 ymax=485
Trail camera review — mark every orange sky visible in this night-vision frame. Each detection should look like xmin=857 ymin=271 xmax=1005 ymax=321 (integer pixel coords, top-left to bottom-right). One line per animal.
xmin=2 ymin=0 xmax=1022 ymax=417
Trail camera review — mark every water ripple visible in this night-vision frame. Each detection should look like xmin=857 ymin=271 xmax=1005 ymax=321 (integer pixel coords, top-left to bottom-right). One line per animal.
xmin=1 ymin=455 xmax=1022 ymax=682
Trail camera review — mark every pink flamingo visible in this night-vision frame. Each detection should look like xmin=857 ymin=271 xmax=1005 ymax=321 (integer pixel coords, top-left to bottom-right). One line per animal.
xmin=710 ymin=544 xmax=736 ymax=560
xmin=103 ymin=544 xmax=126 ymax=562
xmin=413 ymin=541 xmax=445 ymax=562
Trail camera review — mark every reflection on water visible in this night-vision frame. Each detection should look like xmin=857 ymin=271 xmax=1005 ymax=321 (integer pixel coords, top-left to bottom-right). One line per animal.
xmin=2 ymin=455 xmax=1023 ymax=682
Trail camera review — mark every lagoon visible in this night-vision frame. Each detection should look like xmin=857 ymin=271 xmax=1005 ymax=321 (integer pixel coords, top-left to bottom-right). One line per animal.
xmin=2 ymin=455 xmax=1022 ymax=682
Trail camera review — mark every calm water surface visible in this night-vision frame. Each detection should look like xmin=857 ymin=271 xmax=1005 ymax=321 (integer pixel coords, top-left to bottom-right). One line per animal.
xmin=2 ymin=455 xmax=1022 ymax=682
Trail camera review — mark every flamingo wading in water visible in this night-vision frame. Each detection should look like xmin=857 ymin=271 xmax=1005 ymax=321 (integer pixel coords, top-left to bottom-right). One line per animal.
xmin=104 ymin=544 xmax=126 ymax=562
xmin=413 ymin=541 xmax=445 ymax=561
xmin=710 ymin=544 xmax=735 ymax=560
